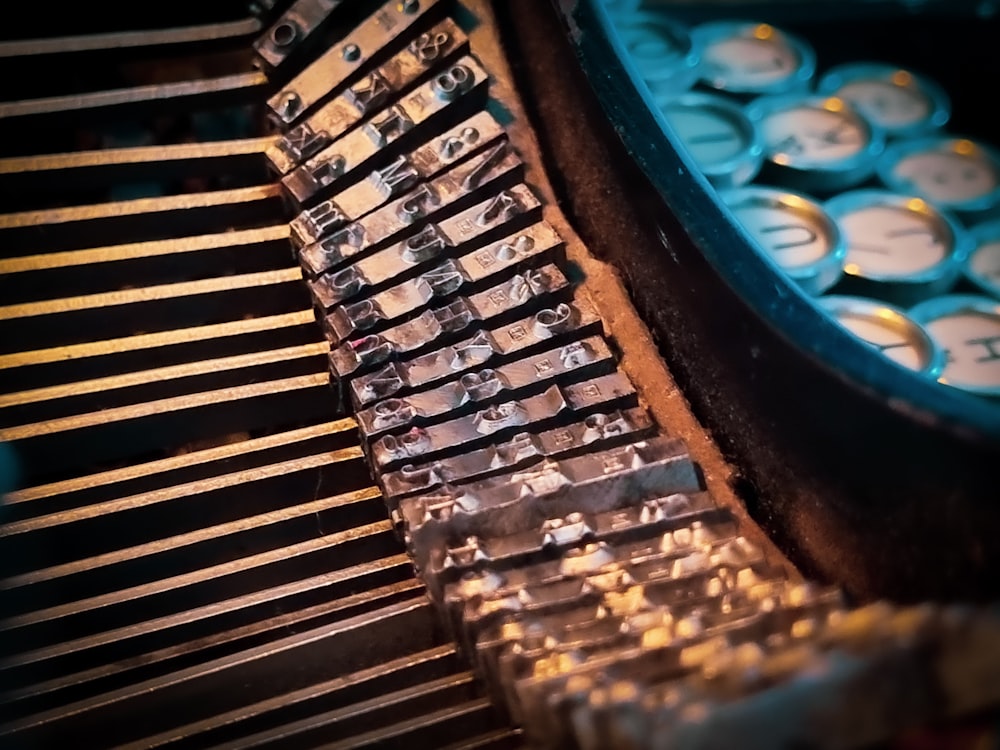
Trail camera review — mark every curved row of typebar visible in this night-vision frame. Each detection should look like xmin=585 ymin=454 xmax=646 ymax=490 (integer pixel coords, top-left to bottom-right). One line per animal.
xmin=271 ymin=4 xmax=1000 ymax=748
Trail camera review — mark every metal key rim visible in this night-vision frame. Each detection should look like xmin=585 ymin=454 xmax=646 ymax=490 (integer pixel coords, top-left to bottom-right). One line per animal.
xmin=691 ymin=20 xmax=815 ymax=96
xmin=656 ymin=91 xmax=764 ymax=188
xmin=964 ymin=219 xmax=1000 ymax=300
xmin=877 ymin=136 xmax=1000 ymax=216
xmin=817 ymin=294 xmax=945 ymax=378
xmin=825 ymin=188 xmax=970 ymax=289
xmin=611 ymin=11 xmax=701 ymax=95
xmin=910 ymin=293 xmax=1000 ymax=397
xmin=721 ymin=185 xmax=846 ymax=296
xmin=745 ymin=94 xmax=886 ymax=192
xmin=817 ymin=62 xmax=951 ymax=138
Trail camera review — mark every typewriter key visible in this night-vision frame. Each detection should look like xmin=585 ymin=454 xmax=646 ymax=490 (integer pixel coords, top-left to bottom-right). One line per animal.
xmin=817 ymin=63 xmax=950 ymax=138
xmin=692 ymin=21 xmax=814 ymax=97
xmin=964 ymin=221 xmax=1000 ymax=300
xmin=722 ymin=186 xmax=845 ymax=295
xmin=825 ymin=190 xmax=970 ymax=306
xmin=878 ymin=136 xmax=1000 ymax=220
xmin=910 ymin=294 xmax=1000 ymax=397
xmin=658 ymin=92 xmax=763 ymax=188
xmin=746 ymin=94 xmax=885 ymax=193
xmin=612 ymin=13 xmax=700 ymax=96
xmin=818 ymin=295 xmax=944 ymax=376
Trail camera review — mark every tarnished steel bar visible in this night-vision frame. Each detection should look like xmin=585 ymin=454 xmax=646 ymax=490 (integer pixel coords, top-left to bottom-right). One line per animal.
xmin=0 ymin=18 xmax=264 ymax=60
xmin=437 ymin=728 xmax=525 ymax=750
xmin=378 ymin=407 xmax=656 ymax=505
xmin=400 ymin=435 xmax=698 ymax=564
xmin=207 ymin=671 xmax=481 ymax=750
xmin=0 ymin=371 xmax=329 ymax=444
xmin=328 ymin=264 xmax=571 ymax=379
xmin=265 ymin=16 xmax=469 ymax=174
xmin=0 ymin=184 xmax=285 ymax=256
xmin=322 ymin=252 xmax=565 ymax=345
xmin=0 ymin=597 xmax=439 ymax=749
xmin=296 ymin=110 xmax=506 ymax=242
xmin=282 ymin=54 xmax=490 ymax=205
xmin=356 ymin=335 xmax=616 ymax=440
xmin=0 ymin=225 xmax=293 ymax=304
xmin=0 ymin=71 xmax=271 ymax=130
xmin=317 ymin=697 xmax=498 ymax=750
xmin=0 ymin=462 xmax=380 ymax=589
xmin=2 ymin=575 xmax=421 ymax=718
xmin=2 ymin=551 xmax=405 ymax=675
xmin=0 ymin=137 xmax=275 ymax=198
xmin=0 ymin=372 xmax=335 ymax=478
xmin=0 ymin=576 xmax=421 ymax=718
xmin=0 ymin=268 xmax=308 ymax=353
xmin=0 ymin=446 xmax=368 ymax=544
xmin=308 ymin=183 xmax=542 ymax=311
xmin=10 ymin=580 xmax=425 ymax=722
xmin=267 ymin=0 xmax=445 ymax=126
xmin=0 ymin=309 xmax=312 ymax=373
xmin=0 ymin=341 xmax=331 ymax=428
xmin=0 ymin=309 xmax=319 ymax=396
xmin=0 ymin=520 xmax=398 ymax=636
xmin=254 ymin=0 xmax=347 ymax=71
xmin=296 ymin=144 xmax=522 ymax=275
xmin=370 ymin=371 xmax=638 ymax=471
xmin=0 ymin=266 xmax=302 ymax=319
xmin=127 ymin=645 xmax=464 ymax=750
xmin=422 ymin=492 xmax=724 ymax=605
xmin=4 ymin=419 xmax=356 ymax=521
xmin=349 ymin=292 xmax=602 ymax=408
xmin=0 ymin=225 xmax=289 ymax=275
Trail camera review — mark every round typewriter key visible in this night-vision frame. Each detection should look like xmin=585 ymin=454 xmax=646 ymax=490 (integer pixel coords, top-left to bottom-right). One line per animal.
xmin=825 ymin=190 xmax=970 ymax=306
xmin=910 ymin=294 xmax=1000 ymax=397
xmin=817 ymin=63 xmax=950 ymax=138
xmin=878 ymin=136 xmax=1000 ymax=220
xmin=613 ymin=13 xmax=700 ymax=96
xmin=722 ymin=186 xmax=845 ymax=295
xmin=818 ymin=295 xmax=945 ymax=376
xmin=658 ymin=92 xmax=763 ymax=188
xmin=692 ymin=21 xmax=814 ymax=97
xmin=964 ymin=221 xmax=1000 ymax=300
xmin=746 ymin=94 xmax=885 ymax=193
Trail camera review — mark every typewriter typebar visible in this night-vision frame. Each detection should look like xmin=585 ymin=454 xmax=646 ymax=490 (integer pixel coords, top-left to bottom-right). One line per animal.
xmin=1 ymin=1 xmax=999 ymax=749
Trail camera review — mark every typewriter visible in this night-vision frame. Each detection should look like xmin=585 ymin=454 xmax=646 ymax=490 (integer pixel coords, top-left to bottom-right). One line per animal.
xmin=2 ymin=1 xmax=999 ymax=747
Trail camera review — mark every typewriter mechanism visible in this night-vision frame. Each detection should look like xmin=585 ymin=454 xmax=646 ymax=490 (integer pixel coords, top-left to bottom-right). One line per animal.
xmin=1 ymin=1 xmax=999 ymax=748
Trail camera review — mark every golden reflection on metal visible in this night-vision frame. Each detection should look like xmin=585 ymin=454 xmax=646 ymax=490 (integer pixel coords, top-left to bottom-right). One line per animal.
xmin=824 ymin=96 xmax=845 ymax=112
xmin=955 ymin=139 xmax=977 ymax=156
xmin=891 ymin=70 xmax=913 ymax=87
